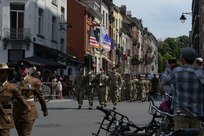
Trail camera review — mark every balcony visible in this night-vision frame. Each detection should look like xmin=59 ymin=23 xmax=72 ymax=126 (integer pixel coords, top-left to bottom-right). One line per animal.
xmin=2 ymin=28 xmax=30 ymax=42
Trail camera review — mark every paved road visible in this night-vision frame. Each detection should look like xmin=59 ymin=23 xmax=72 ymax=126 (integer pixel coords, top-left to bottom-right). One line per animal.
xmin=10 ymin=98 xmax=161 ymax=136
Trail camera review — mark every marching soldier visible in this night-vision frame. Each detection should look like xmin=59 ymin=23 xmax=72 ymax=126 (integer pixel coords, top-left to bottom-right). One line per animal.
xmin=84 ymin=69 xmax=95 ymax=109
xmin=126 ymin=74 xmax=134 ymax=102
xmin=108 ymin=67 xmax=122 ymax=110
xmin=73 ymin=68 xmax=85 ymax=109
xmin=93 ymin=68 xmax=108 ymax=108
xmin=0 ymin=63 xmax=30 ymax=136
xmin=138 ymin=74 xmax=147 ymax=102
xmin=13 ymin=60 xmax=48 ymax=136
xmin=133 ymin=75 xmax=139 ymax=101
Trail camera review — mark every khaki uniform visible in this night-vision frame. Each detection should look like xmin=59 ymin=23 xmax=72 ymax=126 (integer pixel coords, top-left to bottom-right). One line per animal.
xmin=126 ymin=78 xmax=134 ymax=102
xmin=13 ymin=75 xmax=47 ymax=136
xmin=0 ymin=81 xmax=29 ymax=136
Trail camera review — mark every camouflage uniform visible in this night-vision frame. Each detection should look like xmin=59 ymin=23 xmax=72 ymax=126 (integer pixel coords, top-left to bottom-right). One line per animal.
xmin=84 ymin=70 xmax=95 ymax=109
xmin=133 ymin=76 xmax=139 ymax=101
xmin=73 ymin=69 xmax=85 ymax=109
xmin=125 ymin=75 xmax=134 ymax=102
xmin=93 ymin=70 xmax=108 ymax=108
xmin=120 ymin=78 xmax=126 ymax=101
xmin=138 ymin=75 xmax=146 ymax=101
xmin=108 ymin=68 xmax=122 ymax=110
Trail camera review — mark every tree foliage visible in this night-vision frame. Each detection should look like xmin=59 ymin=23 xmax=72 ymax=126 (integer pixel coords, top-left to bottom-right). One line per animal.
xmin=158 ymin=35 xmax=190 ymax=72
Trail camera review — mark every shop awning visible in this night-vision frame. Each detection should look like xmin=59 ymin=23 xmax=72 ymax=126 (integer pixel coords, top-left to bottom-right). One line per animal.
xmin=22 ymin=56 xmax=67 ymax=69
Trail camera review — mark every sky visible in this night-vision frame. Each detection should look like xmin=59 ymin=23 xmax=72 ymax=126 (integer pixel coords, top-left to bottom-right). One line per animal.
xmin=113 ymin=0 xmax=192 ymax=40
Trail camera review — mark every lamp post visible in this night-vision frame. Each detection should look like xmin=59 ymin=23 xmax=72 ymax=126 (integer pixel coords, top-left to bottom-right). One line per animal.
xmin=179 ymin=12 xmax=192 ymax=23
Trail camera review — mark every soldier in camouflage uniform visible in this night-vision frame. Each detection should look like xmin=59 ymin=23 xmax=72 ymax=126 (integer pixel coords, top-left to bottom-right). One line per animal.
xmin=108 ymin=67 xmax=122 ymax=110
xmin=73 ymin=68 xmax=85 ymax=109
xmin=120 ymin=76 xmax=126 ymax=101
xmin=84 ymin=69 xmax=95 ymax=109
xmin=137 ymin=75 xmax=145 ymax=101
xmin=125 ymin=74 xmax=134 ymax=102
xmin=93 ymin=69 xmax=108 ymax=108
xmin=133 ymin=75 xmax=139 ymax=101
xmin=0 ymin=63 xmax=30 ymax=136
xmin=144 ymin=75 xmax=151 ymax=101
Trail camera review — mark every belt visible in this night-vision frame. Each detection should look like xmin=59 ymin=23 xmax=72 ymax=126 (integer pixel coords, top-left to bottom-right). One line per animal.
xmin=2 ymin=104 xmax=11 ymax=109
xmin=26 ymin=98 xmax=34 ymax=102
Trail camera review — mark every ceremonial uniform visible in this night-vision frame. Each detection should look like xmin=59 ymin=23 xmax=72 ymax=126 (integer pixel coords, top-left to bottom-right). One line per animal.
xmin=13 ymin=60 xmax=48 ymax=136
xmin=0 ymin=63 xmax=30 ymax=136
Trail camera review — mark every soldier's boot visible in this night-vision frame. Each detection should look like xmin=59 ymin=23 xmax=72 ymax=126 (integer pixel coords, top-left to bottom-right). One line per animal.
xmin=89 ymin=105 xmax=93 ymax=110
xmin=78 ymin=105 xmax=81 ymax=109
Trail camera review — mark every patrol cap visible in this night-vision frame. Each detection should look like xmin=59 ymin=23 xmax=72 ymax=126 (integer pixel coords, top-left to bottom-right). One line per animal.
xmin=17 ymin=60 xmax=32 ymax=69
xmin=181 ymin=47 xmax=198 ymax=63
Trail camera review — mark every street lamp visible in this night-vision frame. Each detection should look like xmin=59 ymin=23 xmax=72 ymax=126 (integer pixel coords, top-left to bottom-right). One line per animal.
xmin=179 ymin=12 xmax=192 ymax=23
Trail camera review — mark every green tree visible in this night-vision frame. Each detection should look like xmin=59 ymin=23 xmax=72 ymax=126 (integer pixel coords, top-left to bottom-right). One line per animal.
xmin=158 ymin=35 xmax=190 ymax=72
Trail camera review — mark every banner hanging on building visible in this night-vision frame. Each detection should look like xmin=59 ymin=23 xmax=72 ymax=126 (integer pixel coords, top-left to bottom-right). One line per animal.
xmin=99 ymin=26 xmax=111 ymax=53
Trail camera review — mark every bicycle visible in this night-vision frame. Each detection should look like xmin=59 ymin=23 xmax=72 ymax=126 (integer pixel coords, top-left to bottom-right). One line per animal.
xmin=92 ymin=105 xmax=163 ymax=136
xmin=93 ymin=95 xmax=204 ymax=136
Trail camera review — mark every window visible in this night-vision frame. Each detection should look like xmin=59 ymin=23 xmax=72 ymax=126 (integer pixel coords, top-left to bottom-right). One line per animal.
xmin=38 ymin=8 xmax=44 ymax=35
xmin=61 ymin=7 xmax=65 ymax=22
xmin=52 ymin=16 xmax=57 ymax=41
xmin=10 ymin=3 xmax=25 ymax=39
xmin=106 ymin=13 xmax=108 ymax=28
xmin=102 ymin=10 xmax=105 ymax=25
xmin=60 ymin=38 xmax=65 ymax=51
xmin=52 ymin=0 xmax=57 ymax=6
xmin=8 ymin=49 xmax=25 ymax=62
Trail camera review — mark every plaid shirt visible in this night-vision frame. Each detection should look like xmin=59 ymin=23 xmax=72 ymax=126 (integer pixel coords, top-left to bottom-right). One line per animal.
xmin=160 ymin=65 xmax=204 ymax=116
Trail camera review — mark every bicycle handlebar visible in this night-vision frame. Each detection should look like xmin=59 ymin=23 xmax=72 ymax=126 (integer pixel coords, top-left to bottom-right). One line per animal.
xmin=96 ymin=106 xmax=111 ymax=116
xmin=148 ymin=96 xmax=174 ymax=117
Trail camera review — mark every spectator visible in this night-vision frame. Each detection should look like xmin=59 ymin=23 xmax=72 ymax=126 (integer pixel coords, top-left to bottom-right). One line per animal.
xmin=160 ymin=47 xmax=204 ymax=131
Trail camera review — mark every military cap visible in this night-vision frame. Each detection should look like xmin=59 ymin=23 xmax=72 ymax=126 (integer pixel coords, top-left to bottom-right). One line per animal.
xmin=181 ymin=47 xmax=198 ymax=63
xmin=17 ymin=60 xmax=32 ymax=69
xmin=0 ymin=63 xmax=13 ymax=71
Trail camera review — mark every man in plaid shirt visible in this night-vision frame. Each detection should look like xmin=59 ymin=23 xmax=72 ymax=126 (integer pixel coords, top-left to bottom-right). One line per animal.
xmin=160 ymin=47 xmax=204 ymax=131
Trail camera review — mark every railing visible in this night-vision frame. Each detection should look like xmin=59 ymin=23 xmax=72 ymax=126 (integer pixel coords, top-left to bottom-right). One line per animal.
xmin=3 ymin=28 xmax=30 ymax=40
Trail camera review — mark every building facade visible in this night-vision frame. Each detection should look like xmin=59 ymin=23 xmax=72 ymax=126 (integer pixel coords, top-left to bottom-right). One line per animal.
xmin=0 ymin=0 xmax=67 ymax=75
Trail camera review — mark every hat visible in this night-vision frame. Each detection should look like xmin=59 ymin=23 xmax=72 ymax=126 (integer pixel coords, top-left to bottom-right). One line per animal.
xmin=17 ymin=60 xmax=32 ymax=69
xmin=0 ymin=63 xmax=13 ymax=71
xmin=196 ymin=57 xmax=203 ymax=63
xmin=181 ymin=47 xmax=198 ymax=63
xmin=168 ymin=59 xmax=177 ymax=64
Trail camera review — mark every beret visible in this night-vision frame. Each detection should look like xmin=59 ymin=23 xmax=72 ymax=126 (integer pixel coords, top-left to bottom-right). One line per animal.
xmin=181 ymin=47 xmax=198 ymax=62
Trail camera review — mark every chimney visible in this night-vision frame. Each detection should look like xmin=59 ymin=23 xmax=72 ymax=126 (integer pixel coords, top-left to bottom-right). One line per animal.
xmin=127 ymin=11 xmax=131 ymax=17
xmin=119 ymin=5 xmax=126 ymax=15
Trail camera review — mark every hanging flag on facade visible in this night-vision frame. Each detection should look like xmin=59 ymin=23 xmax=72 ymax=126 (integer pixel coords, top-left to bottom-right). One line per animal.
xmin=99 ymin=26 xmax=111 ymax=53
xmin=89 ymin=28 xmax=100 ymax=48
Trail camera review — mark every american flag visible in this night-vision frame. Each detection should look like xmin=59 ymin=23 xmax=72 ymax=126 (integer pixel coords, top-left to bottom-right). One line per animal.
xmin=89 ymin=29 xmax=100 ymax=48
